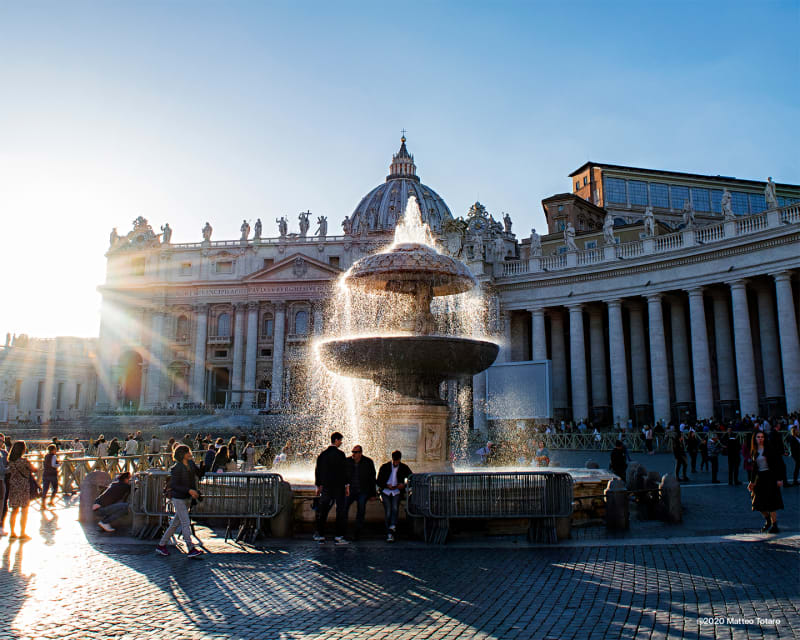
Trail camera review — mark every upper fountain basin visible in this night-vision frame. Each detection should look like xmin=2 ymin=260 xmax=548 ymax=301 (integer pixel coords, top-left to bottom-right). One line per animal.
xmin=344 ymin=243 xmax=476 ymax=297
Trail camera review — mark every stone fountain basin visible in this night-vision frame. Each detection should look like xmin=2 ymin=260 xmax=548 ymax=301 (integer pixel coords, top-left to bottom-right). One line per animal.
xmin=318 ymin=335 xmax=499 ymax=380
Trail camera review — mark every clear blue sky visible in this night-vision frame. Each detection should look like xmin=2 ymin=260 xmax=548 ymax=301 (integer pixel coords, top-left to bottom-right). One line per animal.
xmin=0 ymin=0 xmax=797 ymax=337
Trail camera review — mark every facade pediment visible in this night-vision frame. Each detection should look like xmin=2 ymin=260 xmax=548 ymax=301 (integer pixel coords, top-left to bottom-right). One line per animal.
xmin=243 ymin=253 xmax=341 ymax=283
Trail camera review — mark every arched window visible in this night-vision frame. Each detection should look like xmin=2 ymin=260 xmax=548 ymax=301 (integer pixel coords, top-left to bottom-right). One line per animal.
xmin=295 ymin=311 xmax=308 ymax=335
xmin=176 ymin=315 xmax=189 ymax=341
xmin=217 ymin=313 xmax=230 ymax=337
xmin=262 ymin=314 xmax=274 ymax=339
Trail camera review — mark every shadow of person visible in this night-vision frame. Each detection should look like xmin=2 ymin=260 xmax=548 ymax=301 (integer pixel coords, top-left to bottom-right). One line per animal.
xmin=1 ymin=541 xmax=35 ymax=627
xmin=39 ymin=510 xmax=59 ymax=546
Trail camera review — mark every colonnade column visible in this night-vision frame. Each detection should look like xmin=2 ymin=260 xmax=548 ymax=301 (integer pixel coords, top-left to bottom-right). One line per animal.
xmin=191 ymin=303 xmax=208 ymax=403
xmin=270 ymin=302 xmax=287 ymax=408
xmin=773 ymin=272 xmax=800 ymax=412
xmin=530 ymin=308 xmax=547 ymax=360
xmin=729 ymin=281 xmax=759 ymax=417
xmin=472 ymin=373 xmax=487 ymax=435
xmin=242 ymin=302 xmax=259 ymax=407
xmin=313 ymin=302 xmax=325 ymax=336
xmin=144 ymin=309 xmax=165 ymax=407
xmin=589 ymin=306 xmax=608 ymax=409
xmin=550 ymin=310 xmax=569 ymax=413
xmin=607 ymin=299 xmax=629 ymax=424
xmin=567 ymin=304 xmax=588 ymax=422
xmin=711 ymin=290 xmax=737 ymax=403
xmin=756 ymin=286 xmax=784 ymax=399
xmin=647 ymin=294 xmax=671 ymax=425
xmin=231 ymin=302 xmax=246 ymax=405
xmin=500 ymin=311 xmax=513 ymax=362
xmin=628 ymin=302 xmax=649 ymax=407
xmin=687 ymin=288 xmax=714 ymax=420
xmin=669 ymin=297 xmax=693 ymax=405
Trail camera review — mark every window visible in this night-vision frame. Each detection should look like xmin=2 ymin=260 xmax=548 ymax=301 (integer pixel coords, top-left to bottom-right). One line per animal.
xmin=74 ymin=383 xmax=81 ymax=408
xmin=749 ymin=193 xmax=767 ymax=214
xmin=711 ymin=190 xmax=723 ymax=214
xmin=731 ymin=192 xmax=750 ymax=215
xmin=628 ymin=180 xmax=648 ymax=206
xmin=260 ymin=348 xmax=272 ymax=357
xmin=215 ymin=261 xmax=233 ymax=274
xmin=214 ymin=350 xmax=228 ymax=358
xmin=295 ymin=310 xmax=308 ymax=335
xmin=557 ymin=246 xmax=568 ymax=254
xmin=176 ymin=315 xmax=189 ymax=341
xmin=36 ymin=381 xmax=44 ymax=410
xmin=180 ymin=262 xmax=192 ymax=275
xmin=583 ymin=176 xmax=588 ymax=186
xmin=263 ymin=258 xmax=274 ymax=269
xmin=604 ymin=177 xmax=627 ymax=204
xmin=262 ymin=315 xmax=274 ymax=338
xmin=584 ymin=240 xmax=597 ymax=249
xmin=691 ymin=187 xmax=710 ymax=212
xmin=131 ymin=257 xmax=145 ymax=276
xmin=575 ymin=181 xmax=580 ymax=191
xmin=56 ymin=382 xmax=63 ymax=410
xmin=670 ymin=185 xmax=690 ymax=210
xmin=650 ymin=183 xmax=669 ymax=208
xmin=557 ymin=205 xmax=564 ymax=212
xmin=216 ymin=313 xmax=230 ymax=337
xmin=557 ymin=220 xmax=566 ymax=231
xmin=328 ymin=256 xmax=340 ymax=268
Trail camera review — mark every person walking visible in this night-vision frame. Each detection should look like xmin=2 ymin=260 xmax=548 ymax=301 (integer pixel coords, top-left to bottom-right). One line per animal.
xmin=673 ymin=433 xmax=689 ymax=481
xmin=788 ymin=426 xmax=800 ymax=487
xmin=242 ymin=442 xmax=256 ymax=471
xmin=108 ymin=438 xmax=121 ymax=457
xmin=724 ymin=427 xmax=741 ymax=485
xmin=156 ymin=445 xmax=204 ymax=558
xmin=211 ymin=445 xmax=231 ymax=473
xmin=644 ymin=425 xmax=654 ymax=455
xmin=227 ymin=437 xmax=239 ymax=466
xmin=95 ymin=436 xmax=109 ymax=458
xmin=610 ymin=440 xmax=627 ymax=480
xmin=313 ymin=432 xmax=349 ymax=545
xmin=376 ymin=450 xmax=412 ymax=543
xmin=748 ymin=431 xmax=785 ymax=534
xmin=41 ymin=444 xmax=60 ymax=509
xmin=0 ymin=438 xmax=7 ymax=536
xmin=202 ymin=442 xmax=216 ymax=475
xmin=148 ymin=435 xmax=161 ymax=464
xmin=708 ymin=433 xmax=722 ymax=483
xmin=345 ymin=444 xmax=376 ymax=540
xmin=686 ymin=431 xmax=699 ymax=473
xmin=124 ymin=436 xmax=138 ymax=456
xmin=7 ymin=441 xmax=36 ymax=540
xmin=699 ymin=435 xmax=709 ymax=472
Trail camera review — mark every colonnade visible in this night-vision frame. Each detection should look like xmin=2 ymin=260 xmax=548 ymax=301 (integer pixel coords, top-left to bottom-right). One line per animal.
xmin=522 ymin=271 xmax=800 ymax=425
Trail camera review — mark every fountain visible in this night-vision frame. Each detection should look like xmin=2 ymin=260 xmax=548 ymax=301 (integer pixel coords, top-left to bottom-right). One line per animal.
xmin=316 ymin=196 xmax=499 ymax=471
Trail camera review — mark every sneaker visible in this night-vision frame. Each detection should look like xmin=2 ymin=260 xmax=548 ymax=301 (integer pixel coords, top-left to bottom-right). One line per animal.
xmin=155 ymin=545 xmax=170 ymax=557
xmin=187 ymin=548 xmax=204 ymax=558
xmin=387 ymin=533 xmax=395 ymax=543
xmin=334 ymin=536 xmax=349 ymax=545
xmin=768 ymin=524 xmax=780 ymax=534
xmin=98 ymin=521 xmax=115 ymax=533
xmin=313 ymin=533 xmax=325 ymax=542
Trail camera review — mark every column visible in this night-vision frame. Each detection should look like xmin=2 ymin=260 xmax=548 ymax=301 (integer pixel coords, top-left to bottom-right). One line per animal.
xmin=242 ymin=302 xmax=259 ymax=407
xmin=647 ymin=294 xmax=671 ymax=425
xmin=628 ymin=301 xmax=649 ymax=407
xmin=687 ymin=288 xmax=714 ymax=420
xmin=607 ymin=299 xmax=629 ymax=424
xmin=550 ymin=310 xmax=569 ymax=412
xmin=729 ymin=280 xmax=758 ymax=417
xmin=711 ymin=290 xmax=737 ymax=403
xmin=144 ymin=309 xmax=165 ymax=407
xmin=756 ymin=285 xmax=784 ymax=399
xmin=773 ymin=272 xmax=800 ymax=412
xmin=568 ymin=304 xmax=588 ymax=421
xmin=313 ymin=302 xmax=325 ymax=336
xmin=270 ymin=302 xmax=287 ymax=407
xmin=530 ymin=308 xmax=547 ymax=360
xmin=589 ymin=306 xmax=608 ymax=408
xmin=231 ymin=302 xmax=246 ymax=405
xmin=472 ymin=373 xmax=487 ymax=435
xmin=191 ymin=304 xmax=208 ymax=403
xmin=669 ymin=296 xmax=692 ymax=404
xmin=500 ymin=311 xmax=513 ymax=362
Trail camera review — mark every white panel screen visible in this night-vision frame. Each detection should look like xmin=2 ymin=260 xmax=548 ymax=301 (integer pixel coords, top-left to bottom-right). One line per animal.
xmin=484 ymin=360 xmax=552 ymax=420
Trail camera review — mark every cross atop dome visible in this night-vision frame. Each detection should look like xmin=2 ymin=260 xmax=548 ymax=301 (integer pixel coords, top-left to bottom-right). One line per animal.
xmin=388 ymin=133 xmax=418 ymax=181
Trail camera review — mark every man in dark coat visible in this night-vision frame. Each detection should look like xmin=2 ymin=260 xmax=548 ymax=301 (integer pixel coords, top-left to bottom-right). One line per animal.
xmin=610 ymin=441 xmax=627 ymax=480
xmin=768 ymin=423 xmax=788 ymax=483
xmin=672 ymin=433 xmax=689 ymax=481
xmin=723 ymin=427 xmax=741 ymax=485
xmin=345 ymin=444 xmax=376 ymax=540
xmin=376 ymin=450 xmax=413 ymax=542
xmin=788 ymin=426 xmax=800 ymax=487
xmin=314 ymin=432 xmax=349 ymax=544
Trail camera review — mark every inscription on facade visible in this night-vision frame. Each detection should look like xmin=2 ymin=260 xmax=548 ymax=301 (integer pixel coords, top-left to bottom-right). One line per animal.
xmin=176 ymin=284 xmax=330 ymax=298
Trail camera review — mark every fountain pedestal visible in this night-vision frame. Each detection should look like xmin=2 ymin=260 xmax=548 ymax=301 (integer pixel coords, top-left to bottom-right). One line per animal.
xmin=371 ymin=402 xmax=452 ymax=473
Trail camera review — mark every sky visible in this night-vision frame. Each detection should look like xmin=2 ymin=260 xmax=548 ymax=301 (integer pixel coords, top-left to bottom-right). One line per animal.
xmin=0 ymin=0 xmax=797 ymax=339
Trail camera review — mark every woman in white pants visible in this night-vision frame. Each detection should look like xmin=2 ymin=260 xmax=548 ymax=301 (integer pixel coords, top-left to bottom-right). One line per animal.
xmin=155 ymin=445 xmax=204 ymax=558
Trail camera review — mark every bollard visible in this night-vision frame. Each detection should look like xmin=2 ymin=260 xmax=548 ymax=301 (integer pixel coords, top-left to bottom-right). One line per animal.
xmin=625 ymin=462 xmax=641 ymax=491
xmin=659 ymin=473 xmax=682 ymax=523
xmin=645 ymin=471 xmax=661 ymax=519
xmin=585 ymin=460 xmax=599 ymax=469
xmin=79 ymin=471 xmax=111 ymax=523
xmin=269 ymin=481 xmax=294 ymax=538
xmin=604 ymin=478 xmax=629 ymax=530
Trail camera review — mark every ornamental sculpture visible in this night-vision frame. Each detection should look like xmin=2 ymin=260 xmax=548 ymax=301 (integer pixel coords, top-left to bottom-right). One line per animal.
xmin=109 ymin=227 xmax=119 ymax=248
xmin=341 ymin=215 xmax=352 ymax=236
xmin=160 ymin=223 xmax=172 ymax=244
xmin=564 ymin=222 xmax=578 ymax=251
xmin=315 ymin=215 xmax=328 ymax=239
xmin=681 ymin=200 xmax=695 ymax=228
xmin=765 ymin=177 xmax=779 ymax=209
xmin=643 ymin=206 xmax=656 ymax=236
xmin=721 ymin=190 xmax=735 ymax=220
xmin=529 ymin=228 xmax=542 ymax=256
xmin=503 ymin=212 xmax=512 ymax=234
xmin=276 ymin=216 xmax=288 ymax=238
xmin=603 ymin=213 xmax=615 ymax=246
xmin=240 ymin=219 xmax=250 ymax=241
xmin=202 ymin=222 xmax=213 ymax=242
xmin=253 ymin=218 xmax=262 ymax=240
xmin=299 ymin=211 xmax=310 ymax=238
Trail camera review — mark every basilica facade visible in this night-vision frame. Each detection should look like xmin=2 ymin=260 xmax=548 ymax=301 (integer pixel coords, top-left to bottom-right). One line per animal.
xmin=96 ymin=138 xmax=800 ymax=430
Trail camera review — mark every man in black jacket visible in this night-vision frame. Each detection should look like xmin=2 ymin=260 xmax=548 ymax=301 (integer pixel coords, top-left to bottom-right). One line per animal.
xmin=92 ymin=472 xmax=132 ymax=532
xmin=376 ymin=450 xmax=412 ymax=542
xmin=610 ymin=441 xmax=627 ymax=480
xmin=345 ymin=444 xmax=376 ymax=540
xmin=314 ymin=432 xmax=349 ymax=544
xmin=723 ymin=427 xmax=741 ymax=485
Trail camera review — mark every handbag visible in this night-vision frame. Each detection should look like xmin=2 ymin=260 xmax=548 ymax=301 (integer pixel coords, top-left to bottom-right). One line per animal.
xmin=29 ymin=474 xmax=41 ymax=499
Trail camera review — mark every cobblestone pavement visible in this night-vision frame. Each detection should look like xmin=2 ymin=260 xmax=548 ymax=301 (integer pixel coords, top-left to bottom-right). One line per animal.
xmin=1 ymin=497 xmax=798 ymax=640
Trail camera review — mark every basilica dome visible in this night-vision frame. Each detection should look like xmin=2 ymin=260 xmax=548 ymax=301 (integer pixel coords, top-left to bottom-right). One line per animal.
xmin=349 ymin=137 xmax=453 ymax=234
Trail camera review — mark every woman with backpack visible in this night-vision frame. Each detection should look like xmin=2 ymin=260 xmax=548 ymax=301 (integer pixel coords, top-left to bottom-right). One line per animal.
xmin=155 ymin=445 xmax=204 ymax=558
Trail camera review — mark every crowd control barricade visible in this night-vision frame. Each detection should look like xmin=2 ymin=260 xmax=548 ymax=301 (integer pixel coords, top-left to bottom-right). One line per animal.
xmin=130 ymin=470 xmax=285 ymax=544
xmin=406 ymin=471 xmax=573 ymax=544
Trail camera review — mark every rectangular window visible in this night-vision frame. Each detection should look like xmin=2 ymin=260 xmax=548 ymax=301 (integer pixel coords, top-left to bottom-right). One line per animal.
xmin=583 ymin=176 xmax=588 ymax=186
xmin=557 ymin=220 xmax=566 ymax=231
xmin=670 ymin=185 xmax=690 ymax=210
xmin=56 ymin=382 xmax=63 ymax=410
xmin=75 ymin=383 xmax=81 ymax=408
xmin=575 ymin=181 xmax=580 ymax=191
xmin=584 ymin=240 xmax=597 ymax=249
xmin=649 ymin=183 xmax=669 ymax=208
xmin=731 ymin=192 xmax=750 ymax=215
xmin=131 ymin=257 xmax=145 ymax=276
xmin=604 ymin=177 xmax=627 ymax=204
xmin=36 ymin=381 xmax=44 ymax=410
xmin=711 ymin=190 xmax=723 ymax=214
xmin=260 ymin=348 xmax=272 ymax=357
xmin=215 ymin=261 xmax=233 ymax=274
xmin=180 ymin=262 xmax=192 ymax=275
xmin=557 ymin=246 xmax=568 ymax=254
xmin=749 ymin=193 xmax=767 ymax=214
xmin=628 ymin=180 xmax=648 ymax=206
xmin=557 ymin=205 xmax=564 ymax=212
xmin=328 ymin=256 xmax=340 ymax=268
xmin=690 ymin=188 xmax=710 ymax=212
xmin=263 ymin=258 xmax=274 ymax=268
xmin=213 ymin=350 xmax=228 ymax=358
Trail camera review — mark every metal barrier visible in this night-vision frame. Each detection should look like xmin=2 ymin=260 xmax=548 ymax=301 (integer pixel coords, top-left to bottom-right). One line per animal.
xmin=130 ymin=470 xmax=285 ymax=544
xmin=407 ymin=471 xmax=574 ymax=544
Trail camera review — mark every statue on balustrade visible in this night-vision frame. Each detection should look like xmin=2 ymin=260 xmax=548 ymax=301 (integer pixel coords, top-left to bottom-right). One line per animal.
xmin=503 ymin=212 xmax=512 ymax=234
xmin=240 ymin=219 xmax=250 ymax=241
xmin=529 ymin=228 xmax=542 ymax=256
xmin=298 ymin=211 xmax=311 ymax=238
xmin=109 ymin=227 xmax=119 ymax=248
xmin=202 ymin=222 xmax=213 ymax=242
xmin=253 ymin=218 xmax=262 ymax=240
xmin=276 ymin=216 xmax=288 ymax=238
xmin=315 ymin=215 xmax=328 ymax=239
xmin=603 ymin=213 xmax=615 ymax=246
xmin=564 ymin=222 xmax=578 ymax=252
xmin=720 ymin=190 xmax=735 ymax=220
xmin=341 ymin=215 xmax=352 ymax=236
xmin=643 ymin=206 xmax=656 ymax=236
xmin=681 ymin=200 xmax=695 ymax=228
xmin=765 ymin=177 xmax=779 ymax=209
xmin=160 ymin=223 xmax=172 ymax=244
